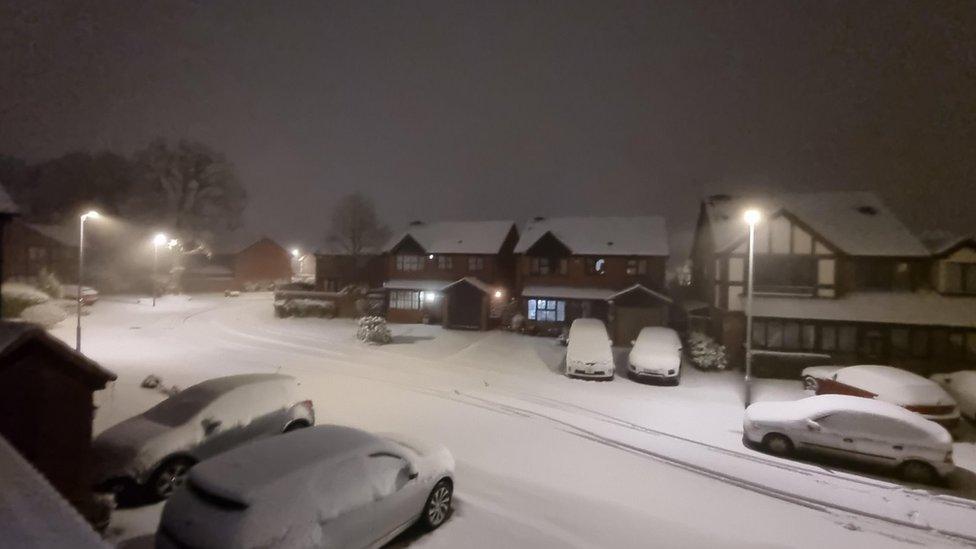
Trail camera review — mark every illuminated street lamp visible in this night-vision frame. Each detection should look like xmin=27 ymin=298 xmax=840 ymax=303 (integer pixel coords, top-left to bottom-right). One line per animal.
xmin=743 ymin=208 xmax=762 ymax=407
xmin=291 ymin=248 xmax=305 ymax=278
xmin=152 ymin=233 xmax=168 ymax=307
xmin=76 ymin=210 xmax=101 ymax=351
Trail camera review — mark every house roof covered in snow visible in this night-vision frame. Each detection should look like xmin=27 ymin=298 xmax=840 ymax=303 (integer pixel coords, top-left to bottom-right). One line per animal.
xmin=442 ymin=276 xmax=493 ymax=294
xmin=25 ymin=222 xmax=78 ymax=247
xmin=751 ymin=291 xmax=976 ymax=329
xmin=0 ymin=435 xmax=108 ymax=549
xmin=0 ymin=322 xmax=116 ymax=385
xmin=918 ymin=230 xmax=976 ymax=256
xmin=514 ymin=216 xmax=669 ymax=256
xmin=703 ymin=191 xmax=929 ymax=257
xmin=0 ymin=183 xmax=19 ymax=215
xmin=384 ymin=220 xmax=516 ymax=254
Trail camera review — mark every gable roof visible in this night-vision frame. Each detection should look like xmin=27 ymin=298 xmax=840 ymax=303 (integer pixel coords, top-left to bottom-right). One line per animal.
xmin=0 ymin=322 xmax=116 ymax=386
xmin=918 ymin=230 xmax=976 ymax=256
xmin=514 ymin=216 xmax=669 ymax=256
xmin=383 ymin=220 xmax=516 ymax=254
xmin=703 ymin=191 xmax=929 ymax=257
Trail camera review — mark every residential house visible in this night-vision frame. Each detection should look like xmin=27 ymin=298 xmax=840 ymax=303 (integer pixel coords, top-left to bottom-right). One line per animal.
xmin=184 ymin=235 xmax=293 ymax=292
xmin=0 ymin=322 xmax=116 ymax=527
xmin=513 ymin=216 xmax=672 ymax=344
xmin=382 ymin=220 xmax=519 ymax=329
xmin=315 ymin=247 xmax=385 ymax=291
xmin=690 ymin=191 xmax=976 ymax=374
xmin=3 ymin=219 xmax=79 ymax=284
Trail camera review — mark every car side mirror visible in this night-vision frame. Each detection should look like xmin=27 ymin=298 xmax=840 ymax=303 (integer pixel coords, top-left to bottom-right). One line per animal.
xmin=630 ymin=340 xmax=636 ymax=346
xmin=805 ymin=419 xmax=821 ymax=432
xmin=405 ymin=461 xmax=419 ymax=480
xmin=202 ymin=418 xmax=222 ymax=435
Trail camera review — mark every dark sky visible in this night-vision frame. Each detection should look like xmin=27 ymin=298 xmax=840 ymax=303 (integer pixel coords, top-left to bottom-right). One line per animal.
xmin=2 ymin=1 xmax=974 ymax=256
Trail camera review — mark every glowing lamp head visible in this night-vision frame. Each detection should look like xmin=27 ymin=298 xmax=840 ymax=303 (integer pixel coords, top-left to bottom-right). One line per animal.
xmin=81 ymin=210 xmax=101 ymax=221
xmin=153 ymin=233 xmax=168 ymax=246
xmin=291 ymin=248 xmax=300 ymax=258
xmin=494 ymin=290 xmax=503 ymax=299
xmin=428 ymin=254 xmax=434 ymax=260
xmin=743 ymin=209 xmax=762 ymax=226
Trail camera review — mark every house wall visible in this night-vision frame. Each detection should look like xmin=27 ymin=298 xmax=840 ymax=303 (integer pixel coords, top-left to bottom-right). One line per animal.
xmin=387 ymin=252 xmax=505 ymax=287
xmin=517 ymin=255 xmax=666 ymax=292
xmin=233 ymin=239 xmax=292 ymax=288
xmin=3 ymin=220 xmax=78 ymax=283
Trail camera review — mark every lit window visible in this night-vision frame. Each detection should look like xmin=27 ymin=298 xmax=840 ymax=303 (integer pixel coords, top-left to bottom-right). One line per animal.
xmin=390 ymin=290 xmax=422 ymax=310
xmin=587 ymin=258 xmax=606 ymax=275
xmin=396 ymin=255 xmax=422 ymax=272
xmin=527 ymin=299 xmax=565 ymax=322
xmin=626 ymin=258 xmax=648 ymax=276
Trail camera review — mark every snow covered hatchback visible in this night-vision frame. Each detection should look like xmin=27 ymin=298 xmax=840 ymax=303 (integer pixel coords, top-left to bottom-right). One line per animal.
xmin=931 ymin=371 xmax=976 ymax=422
xmin=156 ymin=425 xmax=456 ymax=549
xmin=565 ymin=318 xmax=614 ymax=380
xmin=93 ymin=374 xmax=314 ymax=500
xmin=816 ymin=365 xmax=960 ymax=427
xmin=744 ymin=395 xmax=954 ymax=484
xmin=627 ymin=327 xmax=682 ymax=384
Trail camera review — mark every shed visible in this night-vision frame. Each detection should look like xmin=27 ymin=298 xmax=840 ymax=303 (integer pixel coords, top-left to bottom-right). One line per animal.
xmin=0 ymin=322 xmax=116 ymax=525
xmin=442 ymin=277 xmax=492 ymax=330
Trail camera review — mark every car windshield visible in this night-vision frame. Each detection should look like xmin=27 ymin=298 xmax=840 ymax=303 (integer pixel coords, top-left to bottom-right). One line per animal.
xmin=142 ymin=386 xmax=219 ymax=426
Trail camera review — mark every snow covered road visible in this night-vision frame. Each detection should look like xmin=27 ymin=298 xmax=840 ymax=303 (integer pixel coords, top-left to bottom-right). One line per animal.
xmin=55 ymin=293 xmax=976 ymax=548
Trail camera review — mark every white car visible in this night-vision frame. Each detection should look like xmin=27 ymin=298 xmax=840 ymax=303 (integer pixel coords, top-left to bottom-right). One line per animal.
xmin=931 ymin=371 xmax=976 ymax=422
xmin=565 ymin=318 xmax=614 ymax=380
xmin=744 ymin=394 xmax=954 ymax=484
xmin=627 ymin=327 xmax=682 ymax=384
xmin=93 ymin=374 xmax=314 ymax=499
xmin=62 ymin=284 xmax=99 ymax=305
xmin=156 ymin=425 xmax=455 ymax=549
xmin=800 ymin=365 xmax=842 ymax=391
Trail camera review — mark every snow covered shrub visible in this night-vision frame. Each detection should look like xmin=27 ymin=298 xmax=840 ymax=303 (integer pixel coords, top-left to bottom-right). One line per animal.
xmin=20 ymin=302 xmax=68 ymax=327
xmin=687 ymin=331 xmax=729 ymax=371
xmin=357 ymin=316 xmax=392 ymax=344
xmin=37 ymin=268 xmax=64 ymax=300
xmin=1 ymin=282 xmax=50 ymax=318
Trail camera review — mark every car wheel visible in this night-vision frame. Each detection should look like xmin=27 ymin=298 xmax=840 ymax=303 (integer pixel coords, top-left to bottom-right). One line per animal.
xmin=899 ymin=460 xmax=939 ymax=485
xmin=421 ymin=479 xmax=453 ymax=530
xmin=150 ymin=457 xmax=195 ymax=499
xmin=802 ymin=376 xmax=818 ymax=392
xmin=283 ymin=420 xmax=310 ymax=433
xmin=762 ymin=433 xmax=794 ymax=457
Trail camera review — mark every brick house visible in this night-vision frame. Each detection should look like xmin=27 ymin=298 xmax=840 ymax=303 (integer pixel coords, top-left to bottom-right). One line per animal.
xmin=315 ymin=249 xmax=385 ymax=291
xmin=382 ymin=220 xmax=519 ymax=329
xmin=689 ymin=191 xmax=976 ymax=375
xmin=3 ymin=219 xmax=79 ymax=284
xmin=513 ymin=216 xmax=672 ymax=344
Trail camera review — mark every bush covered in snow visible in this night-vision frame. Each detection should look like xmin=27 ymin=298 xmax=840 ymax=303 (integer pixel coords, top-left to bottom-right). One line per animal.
xmin=1 ymin=282 xmax=51 ymax=318
xmin=687 ymin=331 xmax=729 ymax=371
xmin=20 ymin=302 xmax=68 ymax=327
xmin=357 ymin=316 xmax=392 ymax=344
xmin=36 ymin=268 xmax=64 ymax=300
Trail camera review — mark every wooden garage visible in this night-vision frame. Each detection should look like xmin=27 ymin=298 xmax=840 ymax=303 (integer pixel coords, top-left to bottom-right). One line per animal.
xmin=608 ymin=284 xmax=673 ymax=345
xmin=443 ymin=277 xmax=491 ymax=330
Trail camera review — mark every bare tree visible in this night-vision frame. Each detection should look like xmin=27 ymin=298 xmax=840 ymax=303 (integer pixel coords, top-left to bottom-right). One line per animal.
xmin=325 ymin=192 xmax=389 ymax=257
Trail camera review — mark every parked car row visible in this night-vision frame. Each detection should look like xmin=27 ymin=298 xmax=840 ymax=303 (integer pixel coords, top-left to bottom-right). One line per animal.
xmin=92 ymin=374 xmax=455 ymax=549
xmin=564 ymin=319 xmax=684 ymax=385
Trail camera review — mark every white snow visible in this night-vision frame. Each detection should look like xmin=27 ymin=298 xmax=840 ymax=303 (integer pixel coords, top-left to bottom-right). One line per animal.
xmin=384 ymin=220 xmax=516 ymax=254
xmin=629 ymin=327 xmax=681 ymax=372
xmin=514 ymin=215 xmax=669 ymax=256
xmin=932 ymin=371 xmax=976 ymax=419
xmin=751 ymin=291 xmax=976 ymax=329
xmin=835 ymin=366 xmax=957 ymax=406
xmin=48 ymin=293 xmax=976 ymax=548
xmin=20 ymin=301 xmax=68 ymax=327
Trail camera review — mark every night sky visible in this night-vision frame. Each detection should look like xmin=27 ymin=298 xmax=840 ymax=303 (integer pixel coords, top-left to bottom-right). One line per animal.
xmin=2 ymin=1 xmax=974 ymax=256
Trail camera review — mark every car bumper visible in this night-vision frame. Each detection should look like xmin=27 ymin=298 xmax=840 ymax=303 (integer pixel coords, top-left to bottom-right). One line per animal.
xmin=567 ymin=369 xmax=614 ymax=379
xmin=628 ymin=367 xmax=679 ymax=381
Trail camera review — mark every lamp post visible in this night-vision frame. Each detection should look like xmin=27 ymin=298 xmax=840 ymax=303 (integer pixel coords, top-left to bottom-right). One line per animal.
xmin=152 ymin=233 xmax=168 ymax=307
xmin=291 ymin=248 xmax=303 ymax=280
xmin=743 ymin=208 xmax=762 ymax=407
xmin=76 ymin=210 xmax=101 ymax=351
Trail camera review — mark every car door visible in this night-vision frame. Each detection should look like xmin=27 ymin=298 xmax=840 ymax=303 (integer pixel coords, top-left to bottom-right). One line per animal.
xmin=842 ymin=413 xmax=902 ymax=466
xmin=193 ymin=388 xmax=263 ymax=459
xmin=801 ymin=413 xmax=861 ymax=459
xmin=364 ymin=452 xmax=427 ymax=544
xmin=316 ymin=456 xmax=379 ymax=549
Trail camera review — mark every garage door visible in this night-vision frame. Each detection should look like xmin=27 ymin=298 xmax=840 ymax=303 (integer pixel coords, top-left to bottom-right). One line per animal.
xmin=613 ymin=305 xmax=667 ymax=345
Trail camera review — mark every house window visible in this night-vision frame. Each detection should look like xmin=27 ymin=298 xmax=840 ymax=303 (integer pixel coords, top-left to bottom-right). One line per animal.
xmin=945 ymin=263 xmax=976 ymax=295
xmin=626 ymin=259 xmax=648 ymax=275
xmin=437 ymin=256 xmax=453 ymax=270
xmin=390 ymin=290 xmax=423 ymax=310
xmin=911 ymin=330 xmax=929 ymax=358
xmin=468 ymin=256 xmax=484 ymax=271
xmin=527 ymin=299 xmax=565 ymax=322
xmin=820 ymin=326 xmax=837 ymax=351
xmin=396 ymin=255 xmax=422 ymax=272
xmin=782 ymin=322 xmax=800 ymax=349
xmin=530 ymin=257 xmax=567 ymax=275
xmin=890 ymin=328 xmax=910 ymax=357
xmin=752 ymin=320 xmax=766 ymax=347
xmin=766 ymin=321 xmax=783 ymax=348
xmin=801 ymin=324 xmax=816 ymax=350
xmin=587 ymin=258 xmax=606 ymax=275
xmin=838 ymin=326 xmax=857 ymax=352
xmin=754 ymin=256 xmax=816 ymax=290
xmin=949 ymin=333 xmax=966 ymax=359
xmin=854 ymin=260 xmax=894 ymax=290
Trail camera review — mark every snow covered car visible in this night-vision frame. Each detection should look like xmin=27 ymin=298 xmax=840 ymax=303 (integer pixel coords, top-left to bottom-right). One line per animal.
xmin=627 ymin=327 xmax=682 ymax=384
xmin=62 ymin=284 xmax=99 ymax=305
xmin=156 ymin=425 xmax=455 ymax=549
xmin=565 ymin=318 xmax=614 ymax=380
xmin=744 ymin=394 xmax=955 ymax=484
xmin=92 ymin=374 xmax=314 ymax=499
xmin=931 ymin=371 xmax=976 ymax=422
xmin=800 ymin=365 xmax=842 ymax=391
xmin=815 ymin=365 xmax=960 ymax=427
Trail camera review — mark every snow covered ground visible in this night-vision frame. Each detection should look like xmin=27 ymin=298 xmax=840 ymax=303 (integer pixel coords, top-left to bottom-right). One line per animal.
xmin=51 ymin=293 xmax=976 ymax=548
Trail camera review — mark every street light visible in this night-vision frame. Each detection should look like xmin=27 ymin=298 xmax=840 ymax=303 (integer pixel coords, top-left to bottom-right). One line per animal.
xmin=291 ymin=248 xmax=305 ymax=279
xmin=76 ymin=210 xmax=101 ymax=351
xmin=152 ymin=233 xmax=168 ymax=307
xmin=743 ymin=208 xmax=762 ymax=407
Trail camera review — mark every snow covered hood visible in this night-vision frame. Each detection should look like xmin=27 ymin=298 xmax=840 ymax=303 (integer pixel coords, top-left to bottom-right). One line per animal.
xmin=704 ymin=191 xmax=929 ymax=257
xmin=515 ymin=215 xmax=668 ymax=256
xmin=835 ymin=366 xmax=956 ymax=406
xmin=567 ymin=319 xmax=613 ymax=362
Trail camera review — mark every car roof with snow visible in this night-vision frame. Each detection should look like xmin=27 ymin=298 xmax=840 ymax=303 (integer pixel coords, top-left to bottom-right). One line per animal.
xmin=835 ymin=365 xmax=952 ymax=405
xmin=188 ymin=426 xmax=401 ymax=503
xmin=142 ymin=374 xmax=296 ymax=425
xmin=632 ymin=327 xmax=681 ymax=350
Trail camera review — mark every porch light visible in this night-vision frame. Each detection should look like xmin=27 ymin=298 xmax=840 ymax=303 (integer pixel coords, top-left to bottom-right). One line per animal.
xmin=494 ymin=290 xmax=503 ymax=299
xmin=428 ymin=254 xmax=435 ymax=260
xmin=425 ymin=292 xmax=439 ymax=302
xmin=291 ymin=248 xmax=301 ymax=258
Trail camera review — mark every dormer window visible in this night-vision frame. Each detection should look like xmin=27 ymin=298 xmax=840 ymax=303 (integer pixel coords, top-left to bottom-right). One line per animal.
xmin=945 ymin=262 xmax=976 ymax=295
xmin=437 ymin=256 xmax=453 ymax=270
xmin=529 ymin=257 xmax=567 ymax=275
xmin=395 ymin=254 xmax=422 ymax=272
xmin=626 ymin=258 xmax=648 ymax=275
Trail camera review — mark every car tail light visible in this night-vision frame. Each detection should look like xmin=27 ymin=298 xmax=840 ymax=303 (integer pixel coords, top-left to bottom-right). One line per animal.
xmin=299 ymin=399 xmax=314 ymax=412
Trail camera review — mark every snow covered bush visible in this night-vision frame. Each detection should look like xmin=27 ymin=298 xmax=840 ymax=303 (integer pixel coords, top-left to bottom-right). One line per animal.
xmin=1 ymin=282 xmax=51 ymax=318
xmin=37 ymin=268 xmax=63 ymax=300
xmin=20 ymin=302 xmax=68 ymax=327
xmin=687 ymin=331 xmax=729 ymax=371
xmin=357 ymin=316 xmax=392 ymax=344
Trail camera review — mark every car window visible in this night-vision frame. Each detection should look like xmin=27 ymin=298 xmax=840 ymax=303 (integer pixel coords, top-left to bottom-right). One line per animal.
xmin=142 ymin=385 xmax=218 ymax=426
xmin=366 ymin=454 xmax=410 ymax=498
xmin=817 ymin=412 xmax=863 ymax=432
